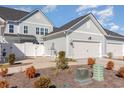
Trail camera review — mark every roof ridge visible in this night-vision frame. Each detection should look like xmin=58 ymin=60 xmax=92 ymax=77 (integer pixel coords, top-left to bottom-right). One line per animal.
xmin=0 ymin=6 xmax=29 ymax=13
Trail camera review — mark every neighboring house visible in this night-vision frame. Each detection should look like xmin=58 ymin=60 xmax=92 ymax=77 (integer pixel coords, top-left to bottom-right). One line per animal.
xmin=43 ymin=13 xmax=124 ymax=59
xmin=0 ymin=6 xmax=53 ymax=43
xmin=0 ymin=6 xmax=124 ymax=59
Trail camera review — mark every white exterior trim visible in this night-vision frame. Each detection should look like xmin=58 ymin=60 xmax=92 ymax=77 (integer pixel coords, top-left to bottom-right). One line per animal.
xmin=18 ymin=9 xmax=53 ymax=26
xmin=75 ymin=30 xmax=103 ymax=36
xmin=123 ymin=44 xmax=124 ymax=56
xmin=22 ymin=21 xmax=52 ymax=27
xmin=65 ymin=32 xmax=69 ymax=57
xmin=99 ymin=42 xmax=102 ymax=57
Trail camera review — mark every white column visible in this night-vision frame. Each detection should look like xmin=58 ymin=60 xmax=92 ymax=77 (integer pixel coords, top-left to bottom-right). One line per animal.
xmin=123 ymin=44 xmax=124 ymax=56
xmin=65 ymin=32 xmax=69 ymax=58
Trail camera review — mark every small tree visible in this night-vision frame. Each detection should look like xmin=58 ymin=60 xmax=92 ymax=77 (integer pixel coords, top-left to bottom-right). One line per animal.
xmin=107 ymin=52 xmax=113 ymax=59
xmin=56 ymin=51 xmax=69 ymax=70
xmin=8 ymin=53 xmax=16 ymax=65
xmin=34 ymin=76 xmax=51 ymax=88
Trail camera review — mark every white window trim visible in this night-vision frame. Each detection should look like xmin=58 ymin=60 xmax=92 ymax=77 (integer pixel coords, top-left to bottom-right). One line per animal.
xmin=36 ymin=27 xmax=40 ymax=35
xmin=9 ymin=24 xmax=14 ymax=33
xmin=24 ymin=26 xmax=28 ymax=34
xmin=40 ymin=27 xmax=44 ymax=35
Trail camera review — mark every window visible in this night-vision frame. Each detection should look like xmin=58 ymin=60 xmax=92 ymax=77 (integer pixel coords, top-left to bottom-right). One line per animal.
xmin=40 ymin=28 xmax=44 ymax=35
xmin=45 ymin=28 xmax=48 ymax=35
xmin=24 ymin=26 xmax=28 ymax=34
xmin=36 ymin=27 xmax=39 ymax=35
xmin=9 ymin=25 xmax=14 ymax=33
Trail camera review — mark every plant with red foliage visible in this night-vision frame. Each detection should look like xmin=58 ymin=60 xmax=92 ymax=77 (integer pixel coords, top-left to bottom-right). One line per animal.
xmin=25 ymin=66 xmax=36 ymax=78
xmin=0 ymin=80 xmax=9 ymax=88
xmin=0 ymin=68 xmax=8 ymax=77
xmin=106 ymin=61 xmax=114 ymax=70
xmin=87 ymin=57 xmax=95 ymax=67
xmin=118 ymin=67 xmax=124 ymax=78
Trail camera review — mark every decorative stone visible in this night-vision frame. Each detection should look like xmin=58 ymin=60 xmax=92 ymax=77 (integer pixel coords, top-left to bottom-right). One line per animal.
xmin=75 ymin=68 xmax=92 ymax=83
xmin=93 ymin=64 xmax=104 ymax=81
xmin=63 ymin=83 xmax=70 ymax=88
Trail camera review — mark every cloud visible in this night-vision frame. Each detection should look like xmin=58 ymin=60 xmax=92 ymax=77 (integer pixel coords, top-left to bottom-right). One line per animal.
xmin=42 ymin=5 xmax=57 ymax=13
xmin=91 ymin=6 xmax=114 ymax=25
xmin=109 ymin=22 xmax=120 ymax=31
xmin=76 ymin=5 xmax=99 ymax=13
xmin=97 ymin=6 xmax=113 ymax=24
xmin=14 ymin=7 xmax=32 ymax=12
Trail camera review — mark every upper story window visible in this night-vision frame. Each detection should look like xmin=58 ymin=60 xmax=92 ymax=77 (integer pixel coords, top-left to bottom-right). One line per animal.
xmin=45 ymin=28 xmax=48 ymax=35
xmin=40 ymin=28 xmax=44 ymax=35
xmin=36 ymin=27 xmax=39 ymax=35
xmin=9 ymin=25 xmax=14 ymax=33
xmin=24 ymin=26 xmax=28 ymax=34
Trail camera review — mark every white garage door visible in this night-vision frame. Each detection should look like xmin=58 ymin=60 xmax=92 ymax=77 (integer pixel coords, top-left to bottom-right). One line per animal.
xmin=73 ymin=42 xmax=100 ymax=58
xmin=107 ymin=43 xmax=123 ymax=57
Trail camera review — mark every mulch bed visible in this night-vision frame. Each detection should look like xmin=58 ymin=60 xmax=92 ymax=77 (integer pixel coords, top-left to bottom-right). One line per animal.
xmin=1 ymin=65 xmax=124 ymax=88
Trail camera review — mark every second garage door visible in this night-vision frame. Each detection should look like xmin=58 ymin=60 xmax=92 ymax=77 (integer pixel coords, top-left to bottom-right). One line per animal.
xmin=73 ymin=42 xmax=100 ymax=58
xmin=107 ymin=43 xmax=123 ymax=57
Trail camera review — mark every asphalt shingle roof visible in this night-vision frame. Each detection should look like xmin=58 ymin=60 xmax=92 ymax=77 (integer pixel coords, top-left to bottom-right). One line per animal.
xmin=0 ymin=6 xmax=29 ymax=21
xmin=48 ymin=13 xmax=124 ymax=41
xmin=48 ymin=14 xmax=89 ymax=35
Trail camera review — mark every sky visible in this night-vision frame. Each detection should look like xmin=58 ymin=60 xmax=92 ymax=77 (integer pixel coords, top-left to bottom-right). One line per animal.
xmin=2 ymin=5 xmax=124 ymax=35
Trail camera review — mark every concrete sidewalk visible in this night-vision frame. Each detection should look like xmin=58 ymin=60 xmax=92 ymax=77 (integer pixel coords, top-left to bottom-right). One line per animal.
xmin=7 ymin=57 xmax=124 ymax=74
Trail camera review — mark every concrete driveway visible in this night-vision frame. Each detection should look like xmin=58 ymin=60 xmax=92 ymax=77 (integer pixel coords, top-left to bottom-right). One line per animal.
xmin=6 ymin=57 xmax=124 ymax=74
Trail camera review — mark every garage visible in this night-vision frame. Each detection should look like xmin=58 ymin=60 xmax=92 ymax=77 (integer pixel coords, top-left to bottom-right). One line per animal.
xmin=73 ymin=41 xmax=101 ymax=59
xmin=107 ymin=43 xmax=123 ymax=57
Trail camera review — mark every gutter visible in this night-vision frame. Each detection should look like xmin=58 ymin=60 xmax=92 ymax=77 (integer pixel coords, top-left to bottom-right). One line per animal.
xmin=42 ymin=30 xmax=68 ymax=38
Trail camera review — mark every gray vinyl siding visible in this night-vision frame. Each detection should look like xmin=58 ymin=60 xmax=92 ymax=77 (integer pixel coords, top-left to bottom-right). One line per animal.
xmin=67 ymin=18 xmax=105 ymax=58
xmin=3 ymin=11 xmax=53 ymax=43
xmin=44 ymin=33 xmax=66 ymax=56
xmin=19 ymin=22 xmax=53 ymax=43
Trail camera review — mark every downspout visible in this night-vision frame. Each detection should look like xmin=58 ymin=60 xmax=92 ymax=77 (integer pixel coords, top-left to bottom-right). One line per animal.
xmin=64 ymin=31 xmax=69 ymax=58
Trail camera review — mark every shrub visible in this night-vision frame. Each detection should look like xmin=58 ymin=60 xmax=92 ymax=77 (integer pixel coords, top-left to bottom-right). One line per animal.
xmin=8 ymin=53 xmax=16 ymax=65
xmin=0 ymin=67 xmax=8 ymax=77
xmin=107 ymin=52 xmax=113 ymax=59
xmin=106 ymin=61 xmax=114 ymax=70
xmin=88 ymin=57 xmax=95 ymax=67
xmin=118 ymin=67 xmax=124 ymax=78
xmin=49 ymin=85 xmax=56 ymax=88
xmin=65 ymin=58 xmax=76 ymax=62
xmin=0 ymin=80 xmax=9 ymax=88
xmin=56 ymin=51 xmax=69 ymax=70
xmin=34 ymin=76 xmax=51 ymax=88
xmin=53 ymin=69 xmax=61 ymax=76
xmin=122 ymin=56 xmax=124 ymax=61
xmin=25 ymin=66 xmax=36 ymax=78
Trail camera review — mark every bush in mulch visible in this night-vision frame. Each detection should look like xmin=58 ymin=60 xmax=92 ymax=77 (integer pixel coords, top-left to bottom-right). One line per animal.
xmin=87 ymin=57 xmax=95 ymax=67
xmin=0 ymin=67 xmax=8 ymax=77
xmin=116 ymin=67 xmax=124 ymax=78
xmin=56 ymin=51 xmax=69 ymax=70
xmin=8 ymin=53 xmax=16 ymax=65
xmin=106 ymin=61 xmax=114 ymax=70
xmin=25 ymin=66 xmax=36 ymax=78
xmin=34 ymin=76 xmax=51 ymax=88
xmin=0 ymin=80 xmax=9 ymax=88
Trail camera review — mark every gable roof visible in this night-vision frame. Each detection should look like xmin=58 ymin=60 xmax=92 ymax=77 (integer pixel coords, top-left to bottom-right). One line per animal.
xmin=104 ymin=28 xmax=124 ymax=38
xmin=0 ymin=6 xmax=29 ymax=21
xmin=48 ymin=14 xmax=90 ymax=35
xmin=47 ymin=13 xmax=124 ymax=41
